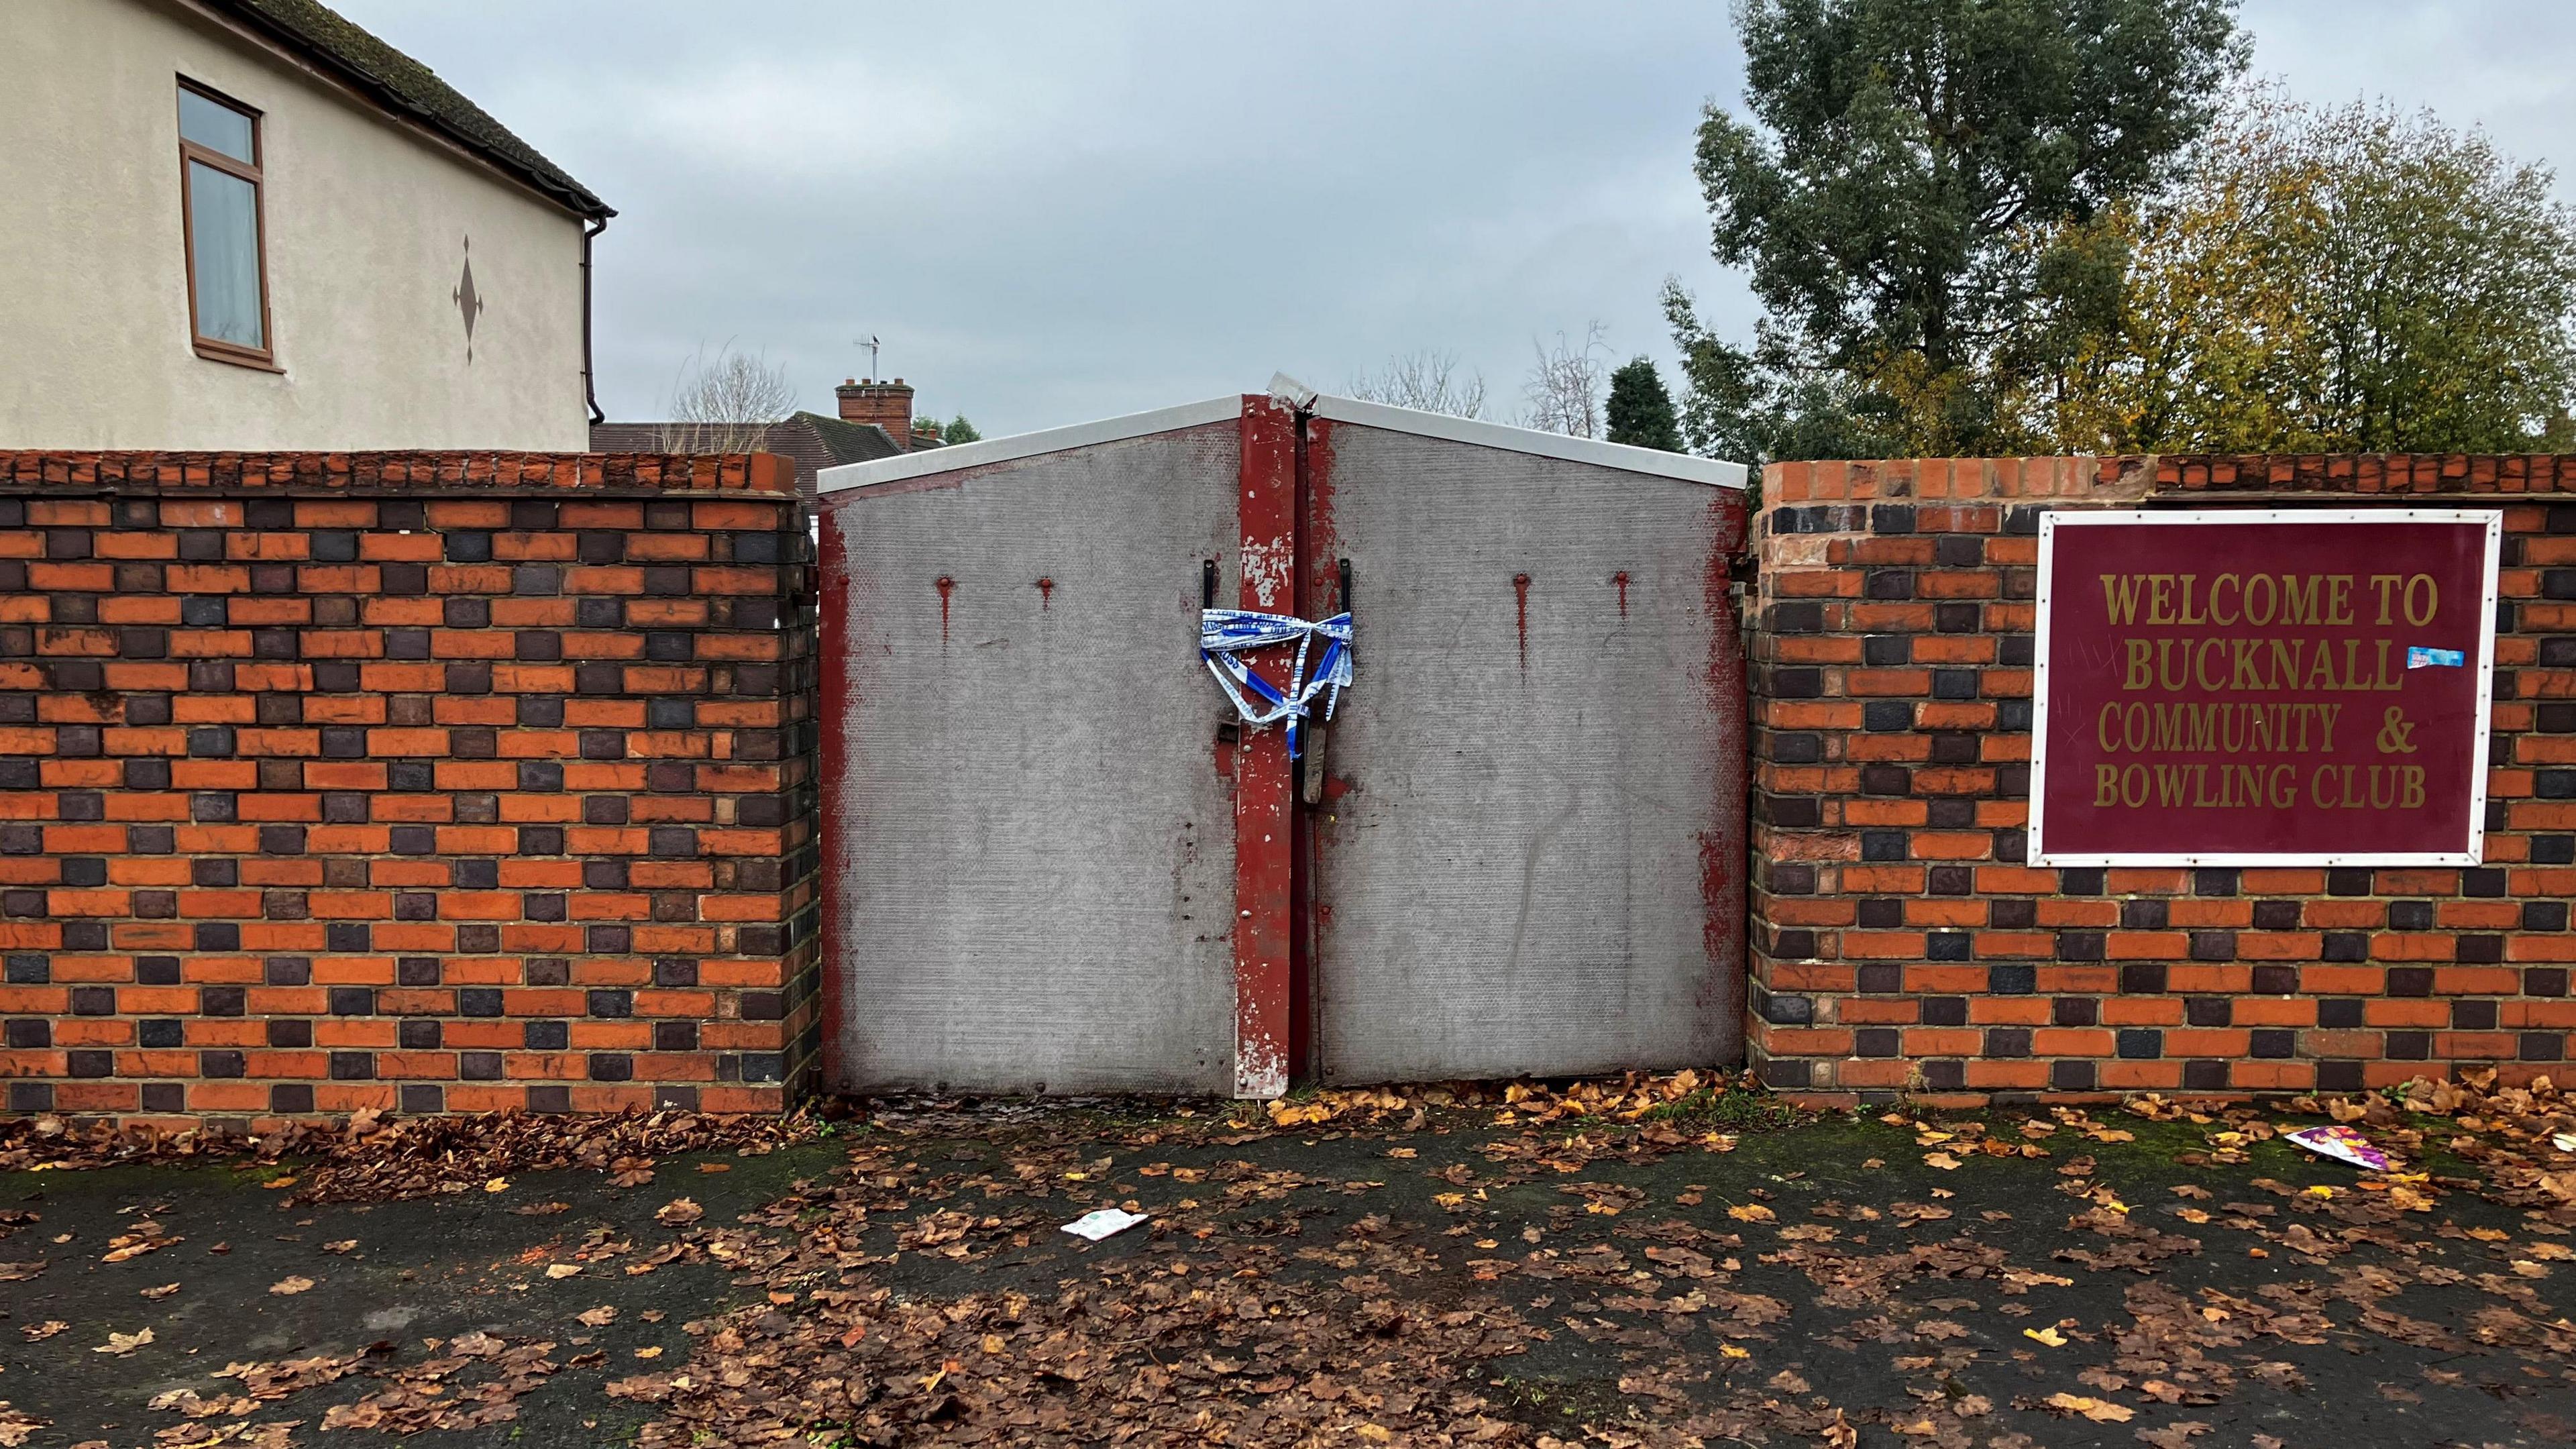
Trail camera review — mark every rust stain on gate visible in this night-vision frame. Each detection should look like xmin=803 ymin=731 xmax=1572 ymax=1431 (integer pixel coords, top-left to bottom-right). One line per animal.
xmin=1232 ymin=397 xmax=1297 ymax=1098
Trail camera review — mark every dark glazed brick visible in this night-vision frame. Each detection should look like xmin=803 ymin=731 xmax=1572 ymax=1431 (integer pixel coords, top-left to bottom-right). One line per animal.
xmin=1921 ymin=997 xmax=1968 ymax=1026
xmin=1760 ymin=1058 xmax=1813 ymax=1089
xmin=1760 ymin=992 xmax=1813 ymax=1024
xmin=2386 ymin=967 xmax=2434 ymax=998
xmin=1854 ymin=1028 xmax=1900 ymax=1057
xmin=2252 ymin=900 xmax=2302 ymax=930
xmin=2250 ymin=965 xmax=2298 ymax=996
xmin=2115 ymin=1029 xmax=2163 ymax=1059
xmin=1856 ymin=963 xmax=1902 ymax=994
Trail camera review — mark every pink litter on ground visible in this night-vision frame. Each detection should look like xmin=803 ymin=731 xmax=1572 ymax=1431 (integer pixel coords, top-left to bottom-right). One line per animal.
xmin=2284 ymin=1123 xmax=2390 ymax=1171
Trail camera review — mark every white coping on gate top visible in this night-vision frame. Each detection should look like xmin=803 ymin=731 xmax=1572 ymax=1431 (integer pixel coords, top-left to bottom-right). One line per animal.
xmin=814 ymin=380 xmax=1750 ymax=494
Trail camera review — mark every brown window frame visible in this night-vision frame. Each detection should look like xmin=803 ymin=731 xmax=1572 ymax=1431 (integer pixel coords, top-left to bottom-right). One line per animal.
xmin=176 ymin=78 xmax=278 ymax=371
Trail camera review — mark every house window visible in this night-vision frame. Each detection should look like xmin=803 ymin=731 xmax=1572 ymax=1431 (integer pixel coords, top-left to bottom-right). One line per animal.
xmin=177 ymin=80 xmax=272 ymax=364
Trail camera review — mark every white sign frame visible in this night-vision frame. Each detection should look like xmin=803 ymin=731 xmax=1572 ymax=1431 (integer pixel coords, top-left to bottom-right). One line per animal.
xmin=2028 ymin=508 xmax=2503 ymax=868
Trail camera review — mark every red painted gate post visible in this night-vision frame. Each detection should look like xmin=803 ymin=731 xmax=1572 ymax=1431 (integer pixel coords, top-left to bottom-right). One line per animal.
xmin=1232 ymin=396 xmax=1297 ymax=1097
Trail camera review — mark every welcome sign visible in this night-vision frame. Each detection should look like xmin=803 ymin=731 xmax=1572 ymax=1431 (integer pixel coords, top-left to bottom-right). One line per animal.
xmin=2029 ymin=510 xmax=2501 ymax=866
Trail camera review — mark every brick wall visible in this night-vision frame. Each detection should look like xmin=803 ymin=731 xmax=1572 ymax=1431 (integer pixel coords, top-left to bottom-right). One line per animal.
xmin=1750 ymin=454 xmax=2576 ymax=1104
xmin=0 ymin=451 xmax=820 ymax=1127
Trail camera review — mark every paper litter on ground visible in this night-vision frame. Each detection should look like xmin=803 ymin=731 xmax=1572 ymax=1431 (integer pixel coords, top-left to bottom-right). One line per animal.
xmin=2283 ymin=1123 xmax=2390 ymax=1171
xmin=1060 ymin=1208 xmax=1148 ymax=1242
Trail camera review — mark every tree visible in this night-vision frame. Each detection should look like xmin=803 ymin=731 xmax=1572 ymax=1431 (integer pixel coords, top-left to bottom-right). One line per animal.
xmin=1346 ymin=350 xmax=1489 ymax=418
xmin=1522 ymin=323 xmax=1613 ymax=438
xmin=657 ymin=343 xmax=798 ymax=453
xmin=1605 ymin=358 xmax=1683 ymax=451
xmin=1679 ymin=0 xmax=2244 ymax=456
xmin=2037 ymin=89 xmax=2576 ymax=452
xmin=942 ymin=415 xmax=982 ymax=445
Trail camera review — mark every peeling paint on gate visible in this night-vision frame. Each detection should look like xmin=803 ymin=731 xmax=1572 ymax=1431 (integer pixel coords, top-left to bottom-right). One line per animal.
xmin=1232 ymin=396 xmax=1296 ymax=1099
xmin=934 ymin=575 xmax=955 ymax=647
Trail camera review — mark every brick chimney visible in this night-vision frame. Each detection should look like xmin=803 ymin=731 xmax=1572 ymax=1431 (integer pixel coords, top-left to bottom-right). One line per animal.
xmin=910 ymin=418 xmax=946 ymax=449
xmin=835 ymin=377 xmax=914 ymax=447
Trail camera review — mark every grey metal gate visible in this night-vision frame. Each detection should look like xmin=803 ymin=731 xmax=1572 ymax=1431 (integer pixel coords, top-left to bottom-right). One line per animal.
xmin=815 ymin=401 xmax=1248 ymax=1094
xmin=816 ymin=388 xmax=1750 ymax=1095
xmin=1300 ymin=399 xmax=1749 ymax=1081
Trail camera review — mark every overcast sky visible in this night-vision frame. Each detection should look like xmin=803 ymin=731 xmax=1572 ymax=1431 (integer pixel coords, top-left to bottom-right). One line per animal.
xmin=337 ymin=1 xmax=2576 ymax=438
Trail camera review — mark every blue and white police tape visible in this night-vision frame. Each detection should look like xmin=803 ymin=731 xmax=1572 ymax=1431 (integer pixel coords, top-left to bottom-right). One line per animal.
xmin=1199 ymin=608 xmax=1352 ymax=759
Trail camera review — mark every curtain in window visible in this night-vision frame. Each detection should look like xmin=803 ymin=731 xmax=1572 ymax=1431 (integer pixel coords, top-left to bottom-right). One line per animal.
xmin=188 ymin=160 xmax=262 ymax=349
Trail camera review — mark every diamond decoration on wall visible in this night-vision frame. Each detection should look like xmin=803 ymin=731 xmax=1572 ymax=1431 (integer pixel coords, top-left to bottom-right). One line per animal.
xmin=453 ymin=235 xmax=485 ymax=362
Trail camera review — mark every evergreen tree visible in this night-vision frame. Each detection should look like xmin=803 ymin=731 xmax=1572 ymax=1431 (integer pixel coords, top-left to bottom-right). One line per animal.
xmin=1605 ymin=358 xmax=1682 ymax=451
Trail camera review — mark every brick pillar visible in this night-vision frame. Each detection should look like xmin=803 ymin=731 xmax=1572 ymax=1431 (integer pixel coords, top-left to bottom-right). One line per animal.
xmin=0 ymin=449 xmax=821 ymax=1126
xmin=1747 ymin=453 xmax=2576 ymax=1106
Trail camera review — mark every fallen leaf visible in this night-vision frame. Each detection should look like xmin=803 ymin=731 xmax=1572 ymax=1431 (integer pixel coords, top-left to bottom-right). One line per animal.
xmin=21 ymin=1322 xmax=67 ymax=1342
xmin=94 ymin=1328 xmax=153 ymax=1356
xmin=140 ymin=1283 xmax=179 ymax=1299
xmin=545 ymin=1263 xmax=584 ymax=1279
xmin=2043 ymin=1393 xmax=2132 ymax=1423
xmin=1924 ymin=1152 xmax=1962 ymax=1171
xmin=484 ymin=1178 xmax=510 ymax=1193
xmin=2025 ymin=1326 xmax=2068 ymax=1346
xmin=268 ymin=1275 xmax=315 ymax=1295
xmin=577 ymin=1306 xmax=619 ymax=1328
xmin=634 ymin=1346 xmax=663 ymax=1360
xmin=321 ymin=1240 xmax=358 ymax=1254
xmin=655 ymin=1198 xmax=704 ymax=1226
xmin=1725 ymin=1203 xmax=1775 ymax=1223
